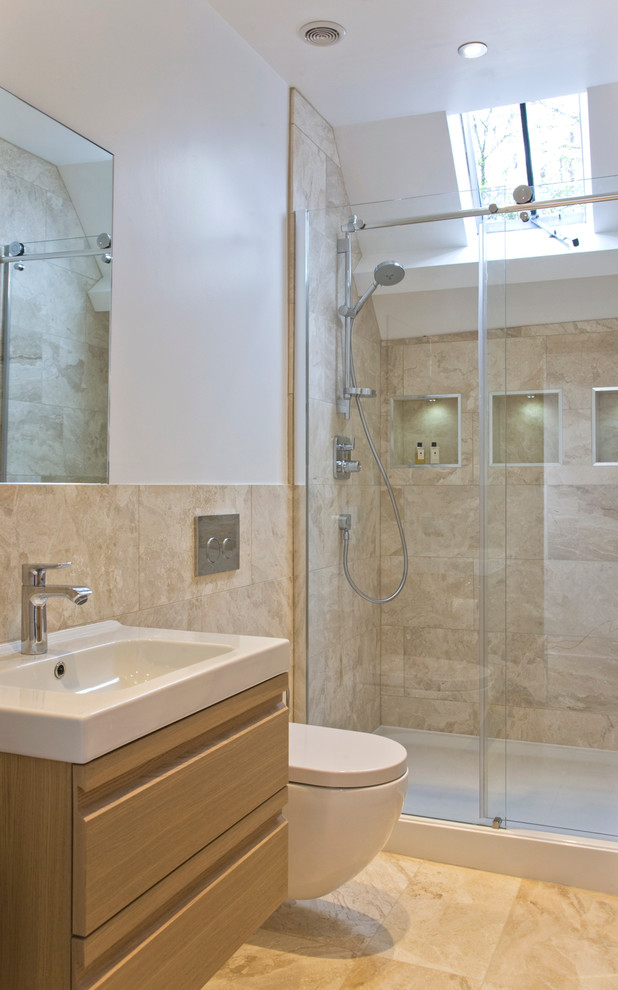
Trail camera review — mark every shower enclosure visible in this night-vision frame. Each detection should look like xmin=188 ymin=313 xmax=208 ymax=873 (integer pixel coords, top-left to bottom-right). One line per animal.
xmin=301 ymin=177 xmax=618 ymax=846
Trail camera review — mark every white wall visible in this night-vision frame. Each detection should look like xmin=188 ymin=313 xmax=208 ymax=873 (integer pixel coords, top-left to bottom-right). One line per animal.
xmin=0 ymin=0 xmax=289 ymax=484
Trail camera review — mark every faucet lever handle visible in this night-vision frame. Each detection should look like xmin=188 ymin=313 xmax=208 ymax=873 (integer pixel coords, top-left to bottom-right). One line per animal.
xmin=22 ymin=562 xmax=72 ymax=586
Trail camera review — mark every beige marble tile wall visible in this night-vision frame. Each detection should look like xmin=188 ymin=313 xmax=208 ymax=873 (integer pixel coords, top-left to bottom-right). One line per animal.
xmin=290 ymin=90 xmax=382 ymax=731
xmin=0 ymin=483 xmax=292 ymax=650
xmin=0 ymin=136 xmax=108 ymax=483
xmin=498 ymin=318 xmax=618 ymax=750
xmin=380 ymin=331 xmax=481 ymax=736
xmin=380 ymin=319 xmax=618 ymax=751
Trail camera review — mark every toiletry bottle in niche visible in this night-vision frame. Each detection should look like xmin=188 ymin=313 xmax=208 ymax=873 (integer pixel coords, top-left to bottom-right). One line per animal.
xmin=430 ymin=441 xmax=440 ymax=464
xmin=415 ymin=441 xmax=425 ymax=465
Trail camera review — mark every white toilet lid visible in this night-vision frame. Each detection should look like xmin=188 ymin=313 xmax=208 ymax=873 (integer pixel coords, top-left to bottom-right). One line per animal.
xmin=289 ymin=722 xmax=408 ymax=788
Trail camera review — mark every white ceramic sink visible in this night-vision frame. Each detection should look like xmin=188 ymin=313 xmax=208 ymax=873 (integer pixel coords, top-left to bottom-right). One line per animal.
xmin=0 ymin=621 xmax=289 ymax=763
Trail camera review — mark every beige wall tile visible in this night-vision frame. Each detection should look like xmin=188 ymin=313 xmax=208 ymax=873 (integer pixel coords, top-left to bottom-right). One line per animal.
xmin=199 ymin=577 xmax=292 ymax=640
xmin=251 ymin=485 xmax=292 ymax=584
xmin=547 ymin=485 xmax=618 ymax=560
xmin=0 ymin=484 xmax=139 ymax=640
xmin=291 ymin=89 xmax=341 ymax=165
xmin=137 ymin=485 xmax=253 ymax=610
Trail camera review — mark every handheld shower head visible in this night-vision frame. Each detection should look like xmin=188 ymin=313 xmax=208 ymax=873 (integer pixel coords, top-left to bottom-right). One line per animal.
xmin=339 ymin=259 xmax=406 ymax=319
xmin=373 ymin=260 xmax=405 ymax=286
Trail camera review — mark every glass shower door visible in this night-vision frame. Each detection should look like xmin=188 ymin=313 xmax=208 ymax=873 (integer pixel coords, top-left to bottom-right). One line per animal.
xmin=499 ymin=178 xmax=618 ymax=840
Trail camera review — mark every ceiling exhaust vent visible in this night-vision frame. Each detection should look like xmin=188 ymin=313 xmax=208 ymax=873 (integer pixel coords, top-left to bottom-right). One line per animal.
xmin=300 ymin=21 xmax=346 ymax=46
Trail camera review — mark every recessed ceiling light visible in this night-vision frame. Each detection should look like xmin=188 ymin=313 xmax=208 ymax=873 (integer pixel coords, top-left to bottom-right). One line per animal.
xmin=457 ymin=41 xmax=488 ymax=59
xmin=300 ymin=21 xmax=346 ymax=46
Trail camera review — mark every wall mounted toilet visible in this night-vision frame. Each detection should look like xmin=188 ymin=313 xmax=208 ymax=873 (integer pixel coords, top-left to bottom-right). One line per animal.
xmin=286 ymin=722 xmax=408 ymax=900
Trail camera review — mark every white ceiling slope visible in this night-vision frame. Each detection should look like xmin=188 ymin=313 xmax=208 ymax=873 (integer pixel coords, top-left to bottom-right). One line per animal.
xmin=208 ymin=0 xmax=618 ymax=336
xmin=208 ymin=0 xmax=618 ymax=126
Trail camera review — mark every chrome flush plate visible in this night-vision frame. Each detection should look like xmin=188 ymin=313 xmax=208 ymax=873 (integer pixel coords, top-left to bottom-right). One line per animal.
xmin=196 ymin=514 xmax=240 ymax=575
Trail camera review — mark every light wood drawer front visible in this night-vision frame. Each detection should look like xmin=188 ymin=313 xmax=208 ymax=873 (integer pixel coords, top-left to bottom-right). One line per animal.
xmin=73 ymin=817 xmax=288 ymax=990
xmin=74 ymin=701 xmax=288 ymax=934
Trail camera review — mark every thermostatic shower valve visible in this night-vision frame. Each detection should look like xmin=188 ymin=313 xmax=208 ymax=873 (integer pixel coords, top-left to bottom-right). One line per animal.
xmin=333 ymin=435 xmax=361 ymax=479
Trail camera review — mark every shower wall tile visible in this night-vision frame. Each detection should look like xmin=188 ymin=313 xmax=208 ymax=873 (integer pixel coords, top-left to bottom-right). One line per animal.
xmin=308 ymin=483 xmax=380 ymax=572
xmin=381 ymin=555 xmax=476 ymax=630
xmin=546 ymin=643 xmax=618 ymax=715
xmin=380 ymin=486 xmax=405 ymax=559
xmin=561 ymin=406 xmax=593 ymax=465
xmin=308 ymin=626 xmax=381 ymax=731
xmin=403 ymin=650 xmax=480 ymax=704
xmin=505 ymin=560 xmax=546 ymax=634
xmin=500 ymin=705 xmax=618 ymax=749
xmin=500 ymin=336 xmax=547 ymax=391
xmin=291 ymin=89 xmax=340 ymax=166
xmin=546 ymin=328 xmax=618 ymax=387
xmin=511 ymin=318 xmax=618 ymax=336
xmin=402 ymin=485 xmax=479 ymax=558
xmin=505 ymin=484 xmax=546 ymax=559
xmin=381 ymin=624 xmax=405 ymax=691
xmin=544 ymin=560 xmax=618 ymax=638
xmin=381 ymin=694 xmax=478 ymax=736
xmin=291 ymin=90 xmax=382 ymax=731
xmin=291 ymin=126 xmax=327 ymax=213
xmin=380 ymin=318 xmax=618 ymax=752
xmin=547 ymin=485 xmax=618 ymax=560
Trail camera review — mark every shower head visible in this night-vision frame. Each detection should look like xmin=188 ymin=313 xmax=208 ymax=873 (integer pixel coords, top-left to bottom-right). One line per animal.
xmin=339 ymin=259 xmax=406 ymax=319
xmin=374 ymin=260 xmax=405 ymax=286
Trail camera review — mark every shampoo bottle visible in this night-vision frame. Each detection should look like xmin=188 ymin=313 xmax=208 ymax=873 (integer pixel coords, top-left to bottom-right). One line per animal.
xmin=430 ymin=441 xmax=440 ymax=464
xmin=415 ymin=441 xmax=425 ymax=465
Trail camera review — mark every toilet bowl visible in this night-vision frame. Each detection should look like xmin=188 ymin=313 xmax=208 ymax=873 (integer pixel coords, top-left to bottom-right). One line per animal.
xmin=285 ymin=722 xmax=408 ymax=900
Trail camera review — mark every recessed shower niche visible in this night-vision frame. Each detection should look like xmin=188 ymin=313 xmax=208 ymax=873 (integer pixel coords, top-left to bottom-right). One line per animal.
xmin=390 ymin=394 xmax=461 ymax=467
xmin=491 ymin=390 xmax=562 ymax=465
xmin=593 ymin=388 xmax=618 ymax=464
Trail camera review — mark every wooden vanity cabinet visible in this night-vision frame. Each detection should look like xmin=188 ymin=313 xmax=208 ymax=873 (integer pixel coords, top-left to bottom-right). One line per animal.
xmin=1 ymin=673 xmax=289 ymax=990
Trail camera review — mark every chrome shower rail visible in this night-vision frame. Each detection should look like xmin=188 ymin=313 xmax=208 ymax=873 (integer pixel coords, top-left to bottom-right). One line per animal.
xmin=0 ymin=247 xmax=111 ymax=264
xmin=354 ymin=190 xmax=618 ymax=230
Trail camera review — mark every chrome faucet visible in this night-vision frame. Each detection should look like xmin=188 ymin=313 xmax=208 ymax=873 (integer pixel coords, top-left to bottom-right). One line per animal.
xmin=21 ymin=562 xmax=92 ymax=655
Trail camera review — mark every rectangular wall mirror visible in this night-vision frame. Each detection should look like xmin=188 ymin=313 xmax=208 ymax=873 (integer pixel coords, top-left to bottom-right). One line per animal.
xmin=390 ymin=393 xmax=461 ymax=467
xmin=0 ymin=86 xmax=113 ymax=483
xmin=491 ymin=390 xmax=562 ymax=465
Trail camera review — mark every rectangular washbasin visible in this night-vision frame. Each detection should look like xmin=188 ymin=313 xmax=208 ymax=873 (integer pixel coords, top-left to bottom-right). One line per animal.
xmin=0 ymin=638 xmax=235 ymax=693
xmin=0 ymin=620 xmax=289 ymax=763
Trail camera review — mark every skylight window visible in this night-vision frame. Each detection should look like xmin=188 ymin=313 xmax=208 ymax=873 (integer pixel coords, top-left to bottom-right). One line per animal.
xmin=460 ymin=92 xmax=589 ymax=229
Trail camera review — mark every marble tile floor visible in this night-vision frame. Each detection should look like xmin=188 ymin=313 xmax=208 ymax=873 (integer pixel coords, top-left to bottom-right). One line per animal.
xmin=207 ymin=851 xmax=618 ymax=989
xmin=377 ymin=727 xmax=618 ymax=840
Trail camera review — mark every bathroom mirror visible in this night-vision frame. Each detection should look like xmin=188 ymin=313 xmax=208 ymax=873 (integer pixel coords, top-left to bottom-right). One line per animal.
xmin=0 ymin=86 xmax=113 ymax=483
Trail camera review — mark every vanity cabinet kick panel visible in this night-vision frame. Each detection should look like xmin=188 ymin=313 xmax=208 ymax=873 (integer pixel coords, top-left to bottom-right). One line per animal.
xmin=1 ymin=673 xmax=289 ymax=990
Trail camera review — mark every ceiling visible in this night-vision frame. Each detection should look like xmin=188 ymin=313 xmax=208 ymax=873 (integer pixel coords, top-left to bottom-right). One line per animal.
xmin=208 ymin=0 xmax=618 ymax=127
xmin=208 ymin=0 xmax=618 ymax=337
